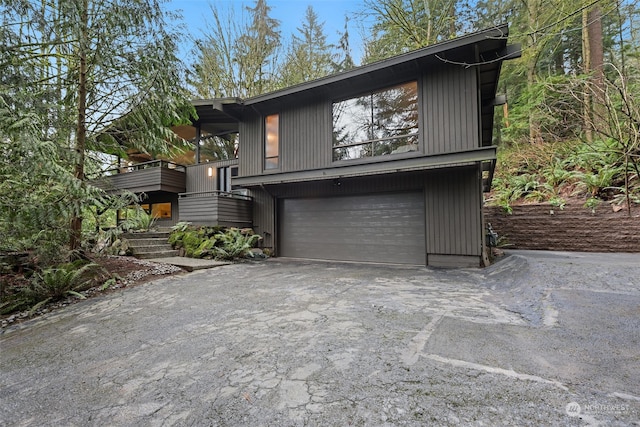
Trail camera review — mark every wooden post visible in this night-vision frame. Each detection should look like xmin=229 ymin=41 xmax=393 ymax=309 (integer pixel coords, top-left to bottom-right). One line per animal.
xmin=195 ymin=124 xmax=201 ymax=164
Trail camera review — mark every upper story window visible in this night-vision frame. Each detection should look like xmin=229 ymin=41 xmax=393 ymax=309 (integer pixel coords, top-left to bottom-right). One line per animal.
xmin=332 ymin=81 xmax=419 ymax=161
xmin=265 ymin=114 xmax=279 ymax=170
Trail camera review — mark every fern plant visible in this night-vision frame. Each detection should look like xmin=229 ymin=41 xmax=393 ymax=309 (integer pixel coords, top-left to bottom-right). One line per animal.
xmin=22 ymin=262 xmax=106 ymax=313
xmin=171 ymin=221 xmax=192 ymax=232
xmin=212 ymin=228 xmax=261 ymax=260
xmin=133 ymin=209 xmax=158 ymax=231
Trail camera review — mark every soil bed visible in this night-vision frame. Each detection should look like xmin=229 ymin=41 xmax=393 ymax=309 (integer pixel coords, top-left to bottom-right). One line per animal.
xmin=1 ymin=255 xmax=185 ymax=330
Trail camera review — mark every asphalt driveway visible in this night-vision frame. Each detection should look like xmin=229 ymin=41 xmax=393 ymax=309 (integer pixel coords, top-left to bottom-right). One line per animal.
xmin=1 ymin=251 xmax=639 ymax=426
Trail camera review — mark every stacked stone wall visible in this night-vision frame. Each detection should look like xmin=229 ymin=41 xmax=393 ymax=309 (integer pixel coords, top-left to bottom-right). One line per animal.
xmin=484 ymin=204 xmax=640 ymax=252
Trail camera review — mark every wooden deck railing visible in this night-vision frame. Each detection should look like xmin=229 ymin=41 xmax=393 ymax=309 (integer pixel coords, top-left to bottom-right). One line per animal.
xmin=178 ymin=190 xmax=252 ymax=201
xmin=103 ymin=160 xmax=186 ymax=175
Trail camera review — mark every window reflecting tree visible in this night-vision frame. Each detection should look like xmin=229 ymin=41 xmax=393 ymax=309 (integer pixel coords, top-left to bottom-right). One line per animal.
xmin=332 ymin=81 xmax=418 ymax=160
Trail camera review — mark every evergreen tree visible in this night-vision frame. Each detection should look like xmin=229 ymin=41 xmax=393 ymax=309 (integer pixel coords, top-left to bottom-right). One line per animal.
xmin=191 ymin=0 xmax=281 ymax=99
xmin=0 ymin=0 xmax=192 ymax=253
xmin=279 ymin=6 xmax=337 ymax=86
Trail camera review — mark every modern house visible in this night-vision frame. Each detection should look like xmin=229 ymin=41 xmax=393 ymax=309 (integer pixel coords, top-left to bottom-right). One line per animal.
xmin=96 ymin=25 xmax=519 ymax=267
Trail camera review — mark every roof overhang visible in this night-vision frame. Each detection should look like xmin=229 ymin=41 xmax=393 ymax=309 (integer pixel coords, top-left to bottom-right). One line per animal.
xmin=233 ymin=146 xmax=497 ymax=187
xmin=173 ymin=98 xmax=244 ymax=140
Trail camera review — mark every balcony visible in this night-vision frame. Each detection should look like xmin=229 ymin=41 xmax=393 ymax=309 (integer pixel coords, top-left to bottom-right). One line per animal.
xmin=94 ymin=160 xmax=186 ymax=194
xmin=178 ymin=191 xmax=252 ymax=228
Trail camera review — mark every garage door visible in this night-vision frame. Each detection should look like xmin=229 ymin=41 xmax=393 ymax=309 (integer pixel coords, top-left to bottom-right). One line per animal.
xmin=279 ymin=192 xmax=426 ymax=265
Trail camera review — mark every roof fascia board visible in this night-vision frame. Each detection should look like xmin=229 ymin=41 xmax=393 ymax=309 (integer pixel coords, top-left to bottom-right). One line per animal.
xmin=243 ymin=24 xmax=509 ymax=106
xmin=191 ymin=97 xmax=243 ymax=108
xmin=190 ymin=98 xmax=244 ymax=123
xmin=234 ymin=146 xmax=497 ymax=187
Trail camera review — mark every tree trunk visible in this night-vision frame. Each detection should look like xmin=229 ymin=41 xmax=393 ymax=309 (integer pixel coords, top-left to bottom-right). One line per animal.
xmin=528 ymin=0 xmax=542 ymax=144
xmin=582 ymin=8 xmax=593 ymax=142
xmin=588 ymin=5 xmax=605 ymax=129
xmin=70 ymin=0 xmax=89 ymax=252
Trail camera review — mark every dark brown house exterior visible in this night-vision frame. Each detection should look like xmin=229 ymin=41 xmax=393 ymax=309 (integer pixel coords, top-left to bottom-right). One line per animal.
xmin=97 ymin=25 xmax=518 ymax=267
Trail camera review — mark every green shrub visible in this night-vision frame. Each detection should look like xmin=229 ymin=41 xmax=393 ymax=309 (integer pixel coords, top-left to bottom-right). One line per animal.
xmin=212 ymin=228 xmax=261 ymax=260
xmin=171 ymin=221 xmax=192 ymax=232
xmin=168 ymin=226 xmax=262 ymax=260
xmin=168 ymin=230 xmax=187 ymax=248
xmin=3 ymin=262 xmax=108 ymax=315
xmin=193 ymin=236 xmax=219 ymax=258
xmin=488 ymin=137 xmax=640 ymax=209
xmin=181 ymin=231 xmax=204 ymax=257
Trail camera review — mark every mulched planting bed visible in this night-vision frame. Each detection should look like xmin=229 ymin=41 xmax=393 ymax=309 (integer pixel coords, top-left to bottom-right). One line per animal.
xmin=1 ymin=255 xmax=185 ymax=330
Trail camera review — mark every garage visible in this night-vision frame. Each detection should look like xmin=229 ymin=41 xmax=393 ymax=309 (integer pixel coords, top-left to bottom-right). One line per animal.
xmin=279 ymin=192 xmax=426 ymax=265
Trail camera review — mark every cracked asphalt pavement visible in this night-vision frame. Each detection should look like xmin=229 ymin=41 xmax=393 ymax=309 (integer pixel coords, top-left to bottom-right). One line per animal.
xmin=1 ymin=251 xmax=639 ymax=426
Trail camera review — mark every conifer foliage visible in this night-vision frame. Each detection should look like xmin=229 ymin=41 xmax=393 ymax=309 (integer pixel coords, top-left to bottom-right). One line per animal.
xmin=0 ymin=0 xmax=193 ymax=255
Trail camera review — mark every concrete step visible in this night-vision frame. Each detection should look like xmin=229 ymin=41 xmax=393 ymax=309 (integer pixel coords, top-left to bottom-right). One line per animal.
xmin=122 ymin=231 xmax=171 ymax=239
xmin=131 ymin=245 xmax=175 ymax=254
xmin=121 ymin=231 xmax=178 ymax=260
xmin=124 ymin=237 xmax=171 ymax=246
xmin=135 ymin=250 xmax=180 ymax=259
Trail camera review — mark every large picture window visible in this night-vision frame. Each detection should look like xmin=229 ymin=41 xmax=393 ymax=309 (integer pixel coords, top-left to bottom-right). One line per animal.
xmin=332 ymin=81 xmax=419 ymax=161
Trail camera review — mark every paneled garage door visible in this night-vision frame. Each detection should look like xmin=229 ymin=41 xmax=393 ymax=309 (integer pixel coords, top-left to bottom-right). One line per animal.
xmin=279 ymin=192 xmax=426 ymax=265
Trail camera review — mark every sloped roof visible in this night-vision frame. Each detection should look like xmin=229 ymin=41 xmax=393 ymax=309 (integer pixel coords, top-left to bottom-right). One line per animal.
xmin=196 ymin=24 xmax=518 ymax=149
xmin=245 ymin=24 xmax=515 ymax=109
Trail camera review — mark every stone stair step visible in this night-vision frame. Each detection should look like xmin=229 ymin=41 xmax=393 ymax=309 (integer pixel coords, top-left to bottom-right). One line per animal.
xmin=131 ymin=245 xmax=174 ymax=254
xmin=124 ymin=237 xmax=171 ymax=246
xmin=120 ymin=231 xmax=178 ymax=260
xmin=122 ymin=232 xmax=171 ymax=239
xmin=135 ymin=250 xmax=180 ymax=259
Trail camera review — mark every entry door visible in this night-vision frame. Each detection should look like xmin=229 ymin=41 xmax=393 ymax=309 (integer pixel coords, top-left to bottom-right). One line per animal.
xmin=279 ymin=192 xmax=426 ymax=265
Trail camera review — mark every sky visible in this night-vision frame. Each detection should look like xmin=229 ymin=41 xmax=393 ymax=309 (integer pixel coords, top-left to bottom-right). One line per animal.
xmin=165 ymin=0 xmax=371 ymax=64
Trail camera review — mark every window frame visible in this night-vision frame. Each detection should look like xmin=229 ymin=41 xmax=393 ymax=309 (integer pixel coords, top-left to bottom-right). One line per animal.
xmin=331 ymin=80 xmax=420 ymax=162
xmin=151 ymin=202 xmax=172 ymax=220
xmin=264 ymin=113 xmax=280 ymax=171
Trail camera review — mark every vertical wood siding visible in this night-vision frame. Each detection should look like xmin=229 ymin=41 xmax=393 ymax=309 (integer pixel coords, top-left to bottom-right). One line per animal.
xmin=238 ymin=65 xmax=480 ymax=177
xmin=185 ymin=160 xmax=238 ymax=193
xmin=422 ymin=66 xmax=479 ymax=154
xmin=178 ymin=195 xmax=252 ymax=228
xmin=96 ymin=168 xmax=185 ymax=193
xmin=248 ymin=187 xmax=275 ymax=248
xmin=424 ymin=166 xmax=482 ymax=256
xmin=268 ymin=171 xmax=426 ymax=198
xmin=238 ymin=115 xmax=262 ymax=177
xmin=280 ymin=100 xmax=332 ymax=172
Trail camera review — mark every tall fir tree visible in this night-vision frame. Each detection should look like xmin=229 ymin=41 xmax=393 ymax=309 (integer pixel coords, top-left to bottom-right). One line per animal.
xmin=279 ymin=6 xmax=337 ymax=87
xmin=190 ymin=0 xmax=281 ymax=99
xmin=0 ymin=0 xmax=192 ymax=253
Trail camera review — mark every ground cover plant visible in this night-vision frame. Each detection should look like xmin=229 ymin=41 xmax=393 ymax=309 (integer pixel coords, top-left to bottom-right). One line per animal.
xmin=168 ymin=223 xmax=262 ymax=260
xmin=487 ymin=137 xmax=640 ymax=214
xmin=0 ymin=255 xmax=183 ymax=324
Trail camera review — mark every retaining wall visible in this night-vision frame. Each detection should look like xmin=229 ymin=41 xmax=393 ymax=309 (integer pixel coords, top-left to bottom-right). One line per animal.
xmin=484 ymin=203 xmax=640 ymax=252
